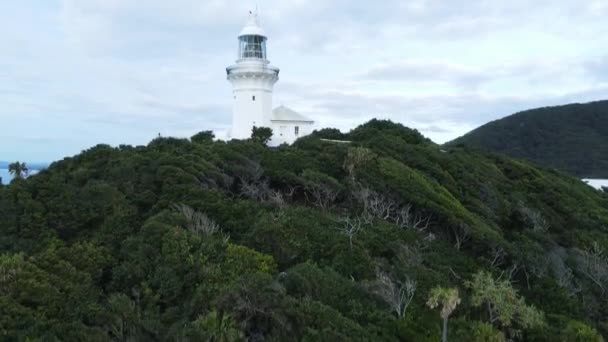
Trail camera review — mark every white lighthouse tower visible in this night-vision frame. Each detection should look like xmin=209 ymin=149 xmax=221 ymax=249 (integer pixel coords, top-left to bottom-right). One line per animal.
xmin=227 ymin=10 xmax=315 ymax=144
xmin=227 ymin=10 xmax=279 ymax=139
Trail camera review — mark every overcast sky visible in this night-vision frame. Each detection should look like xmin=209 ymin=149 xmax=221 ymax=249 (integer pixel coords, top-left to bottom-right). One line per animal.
xmin=1 ymin=1 xmax=607 ymax=162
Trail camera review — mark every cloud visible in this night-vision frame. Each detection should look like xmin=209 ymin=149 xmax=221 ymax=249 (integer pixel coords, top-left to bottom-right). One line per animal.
xmin=360 ymin=60 xmax=490 ymax=88
xmin=583 ymin=56 xmax=608 ymax=83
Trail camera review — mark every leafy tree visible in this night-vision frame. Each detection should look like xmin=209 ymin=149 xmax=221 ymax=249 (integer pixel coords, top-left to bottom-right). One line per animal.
xmin=561 ymin=320 xmax=604 ymax=342
xmin=426 ymin=287 xmax=461 ymax=342
xmin=105 ymin=293 xmax=141 ymax=341
xmin=189 ymin=310 xmax=243 ymax=342
xmin=466 ymin=271 xmax=544 ymax=332
xmin=8 ymin=161 xmax=28 ymax=179
xmin=470 ymin=321 xmax=505 ymax=342
xmin=251 ymin=126 xmax=273 ymax=145
xmin=191 ymin=130 xmax=215 ymax=144
xmin=343 ymin=146 xmax=375 ymax=181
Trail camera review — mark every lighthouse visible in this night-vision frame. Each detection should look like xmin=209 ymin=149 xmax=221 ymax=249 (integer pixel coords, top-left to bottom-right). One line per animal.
xmin=227 ymin=10 xmax=315 ymax=144
xmin=226 ymin=10 xmax=279 ymax=140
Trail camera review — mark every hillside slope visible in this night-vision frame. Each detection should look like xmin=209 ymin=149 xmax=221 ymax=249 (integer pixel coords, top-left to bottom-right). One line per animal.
xmin=448 ymin=100 xmax=608 ymax=178
xmin=1 ymin=120 xmax=607 ymax=341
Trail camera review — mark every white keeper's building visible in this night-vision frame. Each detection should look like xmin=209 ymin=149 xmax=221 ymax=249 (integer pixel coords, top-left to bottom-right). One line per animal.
xmin=226 ymin=11 xmax=314 ymax=146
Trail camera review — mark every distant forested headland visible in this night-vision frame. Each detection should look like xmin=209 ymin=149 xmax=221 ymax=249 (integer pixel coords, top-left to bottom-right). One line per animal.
xmin=448 ymin=100 xmax=608 ymax=179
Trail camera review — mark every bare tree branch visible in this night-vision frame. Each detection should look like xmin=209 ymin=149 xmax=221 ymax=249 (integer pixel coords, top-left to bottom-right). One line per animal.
xmin=451 ymin=225 xmax=471 ymax=251
xmin=338 ymin=216 xmax=363 ymax=251
xmin=303 ymin=176 xmax=340 ymax=211
xmin=372 ymin=270 xmax=416 ymax=318
xmin=577 ymin=242 xmax=608 ymax=293
xmin=518 ymin=203 xmax=550 ymax=233
xmin=411 ymin=214 xmax=431 ymax=232
xmin=490 ymin=246 xmax=507 ymax=268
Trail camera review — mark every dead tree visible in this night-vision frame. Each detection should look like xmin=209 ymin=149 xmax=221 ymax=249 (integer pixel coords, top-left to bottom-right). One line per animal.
xmin=353 ymin=187 xmax=397 ymax=221
xmin=239 ymin=178 xmax=271 ymax=201
xmin=373 ymin=270 xmax=416 ymax=318
xmin=352 ymin=187 xmax=374 ymax=224
xmin=394 ymin=205 xmax=413 ymax=228
xmin=423 ymin=232 xmax=437 ymax=242
xmin=518 ymin=204 xmax=550 ymax=233
xmin=490 ymin=246 xmax=507 ymax=268
xmin=393 ymin=205 xmax=431 ymax=231
xmin=411 ymin=213 xmax=431 ymax=231
xmin=305 ymin=181 xmax=340 ymax=210
xmin=352 ymin=186 xmax=433 ymax=234
xmin=339 ymin=216 xmax=363 ymax=251
xmin=451 ymin=225 xmax=471 ymax=251
xmin=284 ymin=185 xmax=299 ymax=199
xmin=173 ymin=204 xmax=220 ymax=236
xmin=578 ymin=242 xmax=608 ymax=293
xmin=268 ymin=190 xmax=287 ymax=209
xmin=368 ymin=192 xmax=396 ymax=220
xmin=556 ymin=266 xmax=577 ymax=292
xmin=497 ymin=263 xmax=521 ymax=283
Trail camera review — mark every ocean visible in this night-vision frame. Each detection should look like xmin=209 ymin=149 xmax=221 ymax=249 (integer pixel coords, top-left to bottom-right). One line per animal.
xmin=0 ymin=168 xmax=10 ymax=184
xmin=583 ymin=179 xmax=608 ymax=190
xmin=0 ymin=168 xmax=41 ymax=185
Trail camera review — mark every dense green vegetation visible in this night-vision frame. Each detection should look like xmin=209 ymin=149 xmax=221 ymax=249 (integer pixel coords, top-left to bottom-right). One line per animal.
xmin=448 ymin=100 xmax=608 ymax=178
xmin=1 ymin=120 xmax=607 ymax=341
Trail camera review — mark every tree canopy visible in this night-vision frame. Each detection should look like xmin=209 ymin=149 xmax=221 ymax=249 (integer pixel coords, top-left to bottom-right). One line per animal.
xmin=8 ymin=161 xmax=28 ymax=179
xmin=1 ymin=119 xmax=607 ymax=341
xmin=251 ymin=126 xmax=273 ymax=146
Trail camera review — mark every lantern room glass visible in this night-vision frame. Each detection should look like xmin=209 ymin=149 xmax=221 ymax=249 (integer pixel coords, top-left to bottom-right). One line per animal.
xmin=239 ymin=35 xmax=267 ymax=60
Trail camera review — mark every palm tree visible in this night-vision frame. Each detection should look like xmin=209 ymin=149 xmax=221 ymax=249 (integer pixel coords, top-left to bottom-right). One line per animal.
xmin=8 ymin=162 xmax=28 ymax=179
xmin=427 ymin=287 xmax=461 ymax=342
xmin=194 ymin=310 xmax=243 ymax=342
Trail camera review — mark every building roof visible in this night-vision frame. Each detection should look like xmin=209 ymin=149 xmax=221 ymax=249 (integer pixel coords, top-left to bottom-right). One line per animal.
xmin=271 ymin=106 xmax=314 ymax=123
xmin=239 ymin=11 xmax=266 ymax=37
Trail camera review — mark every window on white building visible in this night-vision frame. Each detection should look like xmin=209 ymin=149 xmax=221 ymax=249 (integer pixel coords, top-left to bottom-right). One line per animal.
xmin=252 ymin=95 xmax=256 ymax=101
xmin=294 ymin=126 xmax=299 ymax=136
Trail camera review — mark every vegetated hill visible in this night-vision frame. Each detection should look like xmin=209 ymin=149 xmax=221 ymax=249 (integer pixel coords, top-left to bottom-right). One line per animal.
xmin=448 ymin=100 xmax=608 ymax=178
xmin=1 ymin=120 xmax=607 ymax=341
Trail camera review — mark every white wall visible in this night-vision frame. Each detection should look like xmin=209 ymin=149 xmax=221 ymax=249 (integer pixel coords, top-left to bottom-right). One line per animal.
xmin=269 ymin=121 xmax=314 ymax=146
xmin=231 ymin=88 xmax=273 ymax=139
xmin=227 ymin=60 xmax=279 ymax=139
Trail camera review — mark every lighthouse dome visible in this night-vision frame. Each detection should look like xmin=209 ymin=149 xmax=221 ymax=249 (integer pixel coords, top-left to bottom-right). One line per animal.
xmin=239 ymin=11 xmax=266 ymax=37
